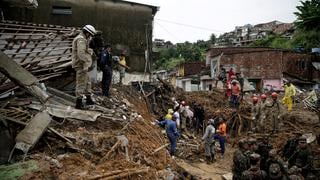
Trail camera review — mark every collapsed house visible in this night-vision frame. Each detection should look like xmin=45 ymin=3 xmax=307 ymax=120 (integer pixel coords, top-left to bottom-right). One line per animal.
xmin=1 ymin=0 xmax=159 ymax=72
xmin=206 ymin=47 xmax=320 ymax=91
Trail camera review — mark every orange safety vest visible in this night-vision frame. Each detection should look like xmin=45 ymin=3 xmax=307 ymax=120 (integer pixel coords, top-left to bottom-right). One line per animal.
xmin=219 ymin=123 xmax=227 ymax=137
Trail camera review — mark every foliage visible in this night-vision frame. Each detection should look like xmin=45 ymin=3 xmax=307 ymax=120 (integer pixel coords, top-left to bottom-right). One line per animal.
xmin=210 ymin=33 xmax=216 ymax=44
xmin=154 ymin=40 xmax=210 ymax=70
xmin=294 ymin=0 xmax=320 ymax=31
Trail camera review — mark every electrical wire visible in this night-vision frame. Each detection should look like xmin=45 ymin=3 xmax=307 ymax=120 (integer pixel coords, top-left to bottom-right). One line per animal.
xmin=155 ymin=18 xmax=225 ymax=33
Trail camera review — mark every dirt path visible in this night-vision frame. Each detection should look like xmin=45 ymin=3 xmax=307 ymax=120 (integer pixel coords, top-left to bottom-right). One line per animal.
xmin=177 ymin=144 xmax=235 ymax=179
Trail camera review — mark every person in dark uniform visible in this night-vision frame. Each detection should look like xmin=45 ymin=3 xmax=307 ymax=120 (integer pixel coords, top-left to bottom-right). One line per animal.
xmin=232 ymin=138 xmax=250 ymax=180
xmin=242 ymin=153 xmax=268 ymax=180
xmin=99 ymin=44 xmax=115 ymax=96
xmin=291 ymin=137 xmax=313 ymax=178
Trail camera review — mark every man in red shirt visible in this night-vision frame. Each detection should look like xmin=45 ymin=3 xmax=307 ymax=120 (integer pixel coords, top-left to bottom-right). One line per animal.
xmin=230 ymin=80 xmax=241 ymax=108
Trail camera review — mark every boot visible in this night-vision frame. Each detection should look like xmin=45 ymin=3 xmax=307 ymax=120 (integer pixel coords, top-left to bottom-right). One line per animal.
xmin=86 ymin=94 xmax=94 ymax=105
xmin=75 ymin=97 xmax=83 ymax=109
xmin=206 ymin=156 xmax=211 ymax=164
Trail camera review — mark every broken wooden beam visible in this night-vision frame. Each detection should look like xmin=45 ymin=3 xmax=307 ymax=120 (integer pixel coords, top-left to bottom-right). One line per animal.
xmin=0 ymin=51 xmax=49 ymax=103
xmin=152 ymin=143 xmax=169 ymax=155
xmin=88 ymin=167 xmax=149 ymax=180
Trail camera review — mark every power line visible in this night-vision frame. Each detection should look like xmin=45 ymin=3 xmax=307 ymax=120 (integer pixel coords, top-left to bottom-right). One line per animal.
xmin=155 ymin=18 xmax=225 ymax=33
xmin=155 ymin=21 xmax=181 ymax=42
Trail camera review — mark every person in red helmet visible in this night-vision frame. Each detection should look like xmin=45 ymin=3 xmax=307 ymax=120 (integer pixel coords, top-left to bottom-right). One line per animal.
xmin=259 ymin=94 xmax=268 ymax=132
xmin=251 ymin=96 xmax=260 ymax=132
xmin=267 ymin=92 xmax=280 ymax=133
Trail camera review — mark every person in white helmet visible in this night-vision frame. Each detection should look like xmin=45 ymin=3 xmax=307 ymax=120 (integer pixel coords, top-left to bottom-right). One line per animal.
xmin=72 ymin=25 xmax=96 ymax=109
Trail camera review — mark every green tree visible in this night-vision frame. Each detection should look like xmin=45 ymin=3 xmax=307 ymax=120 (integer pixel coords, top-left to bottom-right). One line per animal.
xmin=294 ymin=0 xmax=320 ymax=31
xmin=210 ymin=33 xmax=216 ymax=44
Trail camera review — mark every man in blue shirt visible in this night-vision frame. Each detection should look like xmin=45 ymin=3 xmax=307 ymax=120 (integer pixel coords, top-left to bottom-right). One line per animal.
xmin=99 ymin=44 xmax=114 ymax=96
xmin=158 ymin=115 xmax=180 ymax=158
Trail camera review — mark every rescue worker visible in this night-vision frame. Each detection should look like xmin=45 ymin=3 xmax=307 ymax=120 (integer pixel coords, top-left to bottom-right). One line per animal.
xmin=282 ymin=82 xmax=296 ymax=112
xmin=259 ymin=94 xmax=268 ymax=132
xmin=232 ymin=138 xmax=250 ymax=180
xmin=251 ymin=96 xmax=260 ymax=132
xmin=214 ymin=118 xmax=227 ymax=156
xmin=72 ymin=25 xmax=96 ymax=109
xmin=257 ymin=136 xmax=273 ymax=171
xmin=173 ymin=107 xmax=180 ymax=129
xmin=118 ymin=53 xmax=126 ymax=85
xmin=268 ymin=163 xmax=286 ymax=180
xmin=247 ymin=138 xmax=259 ymax=155
xmin=157 ymin=115 xmax=180 ymax=158
xmin=265 ymin=149 xmax=288 ymax=177
xmin=202 ymin=119 xmax=216 ymax=164
xmin=230 ymin=78 xmax=241 ymax=108
xmin=179 ymin=101 xmax=187 ymax=132
xmin=242 ymin=153 xmax=268 ymax=180
xmin=100 ymin=44 xmax=116 ymax=97
xmin=267 ymin=92 xmax=280 ymax=133
xmin=291 ymin=137 xmax=313 ymax=178
xmin=193 ymin=103 xmax=205 ymax=134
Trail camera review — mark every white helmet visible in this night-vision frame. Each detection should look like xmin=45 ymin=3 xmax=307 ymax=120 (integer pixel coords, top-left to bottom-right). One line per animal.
xmin=83 ymin=25 xmax=96 ymax=36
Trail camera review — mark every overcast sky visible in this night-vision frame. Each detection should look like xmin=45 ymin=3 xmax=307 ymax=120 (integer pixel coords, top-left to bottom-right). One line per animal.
xmin=127 ymin=0 xmax=301 ymax=43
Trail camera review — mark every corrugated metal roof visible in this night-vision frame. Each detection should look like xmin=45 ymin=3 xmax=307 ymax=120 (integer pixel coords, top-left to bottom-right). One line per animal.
xmin=312 ymin=62 xmax=320 ymax=70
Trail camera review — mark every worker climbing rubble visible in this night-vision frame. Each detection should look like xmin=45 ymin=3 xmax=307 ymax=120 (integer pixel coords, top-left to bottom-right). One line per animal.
xmin=72 ymin=24 xmax=96 ymax=109
xmin=157 ymin=114 xmax=180 ymax=159
xmin=267 ymin=92 xmax=281 ymax=133
xmin=282 ymin=82 xmax=296 ymax=112
xmin=202 ymin=118 xmax=216 ymax=164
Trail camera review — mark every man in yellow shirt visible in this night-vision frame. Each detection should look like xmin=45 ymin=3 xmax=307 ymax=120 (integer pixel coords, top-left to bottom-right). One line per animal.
xmin=118 ymin=53 xmax=126 ymax=85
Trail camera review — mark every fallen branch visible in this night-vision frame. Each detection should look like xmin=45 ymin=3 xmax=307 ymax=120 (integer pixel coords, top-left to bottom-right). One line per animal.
xmin=88 ymin=168 xmax=139 ymax=180
xmin=100 ymin=140 xmax=121 ymax=163
xmin=152 ymin=143 xmax=169 ymax=155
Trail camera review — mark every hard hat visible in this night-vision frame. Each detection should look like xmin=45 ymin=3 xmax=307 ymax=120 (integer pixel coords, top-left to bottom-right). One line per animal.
xmin=249 ymin=153 xmax=261 ymax=162
xmin=231 ymin=75 xmax=236 ymax=79
xmin=269 ymin=149 xmax=277 ymax=157
xmin=248 ymin=138 xmax=257 ymax=145
xmin=261 ymin=94 xmax=267 ymax=99
xmin=168 ymin=109 xmax=174 ymax=114
xmin=238 ymin=138 xmax=248 ymax=148
xmin=83 ymin=25 xmax=96 ymax=36
xmin=271 ymin=92 xmax=278 ymax=99
xmin=164 ymin=114 xmax=172 ymax=120
xmin=269 ymin=163 xmax=282 ymax=179
xmin=252 ymin=96 xmax=258 ymax=103
xmin=181 ymin=101 xmax=186 ymax=106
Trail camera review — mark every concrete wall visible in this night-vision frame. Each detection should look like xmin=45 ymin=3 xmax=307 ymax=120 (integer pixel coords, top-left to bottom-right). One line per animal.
xmin=2 ymin=0 xmax=157 ymax=72
xmin=211 ymin=49 xmax=318 ymax=82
